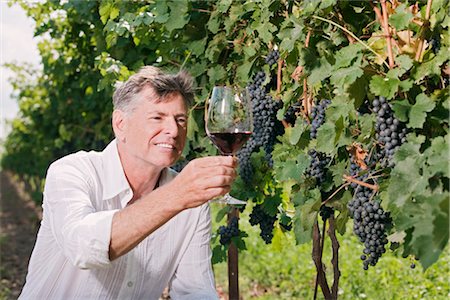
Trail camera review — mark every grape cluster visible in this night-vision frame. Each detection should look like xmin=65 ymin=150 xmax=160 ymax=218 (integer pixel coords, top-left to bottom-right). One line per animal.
xmin=319 ymin=205 xmax=334 ymax=221
xmin=284 ymin=103 xmax=301 ymax=126
xmin=237 ymin=71 xmax=284 ymax=183
xmin=218 ymin=216 xmax=239 ymax=246
xmin=310 ymin=99 xmax=331 ymax=139
xmin=306 ymin=150 xmax=331 ymax=185
xmin=305 ymin=99 xmax=332 ymax=184
xmin=372 ymin=97 xmax=407 ymax=168
xmin=347 ymin=186 xmax=391 ymax=270
xmin=265 ymin=50 xmax=280 ymax=66
xmin=249 ymin=205 xmax=277 ymax=244
xmin=430 ymin=36 xmax=441 ymax=54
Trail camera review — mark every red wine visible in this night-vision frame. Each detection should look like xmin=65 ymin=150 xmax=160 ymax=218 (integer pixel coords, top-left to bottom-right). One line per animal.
xmin=208 ymin=132 xmax=252 ymax=155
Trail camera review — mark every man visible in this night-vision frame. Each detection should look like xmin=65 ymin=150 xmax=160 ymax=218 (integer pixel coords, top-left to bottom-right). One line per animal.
xmin=19 ymin=66 xmax=237 ymax=299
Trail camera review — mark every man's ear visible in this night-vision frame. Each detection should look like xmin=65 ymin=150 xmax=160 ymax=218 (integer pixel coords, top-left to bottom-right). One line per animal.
xmin=112 ymin=110 xmax=127 ymax=142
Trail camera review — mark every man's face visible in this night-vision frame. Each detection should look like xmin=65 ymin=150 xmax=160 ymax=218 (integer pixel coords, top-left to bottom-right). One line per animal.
xmin=118 ymin=86 xmax=188 ymax=170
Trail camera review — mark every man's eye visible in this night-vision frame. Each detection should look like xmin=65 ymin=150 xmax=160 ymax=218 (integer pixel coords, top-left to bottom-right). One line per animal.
xmin=177 ymin=118 xmax=187 ymax=124
xmin=151 ymin=116 xmax=162 ymax=120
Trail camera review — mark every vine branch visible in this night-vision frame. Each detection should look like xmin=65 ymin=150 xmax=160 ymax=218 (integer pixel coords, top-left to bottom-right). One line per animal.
xmin=381 ymin=0 xmax=395 ymax=68
xmin=312 ymin=220 xmax=331 ymax=299
xmin=343 ymin=175 xmax=379 ymax=191
xmin=328 ymin=216 xmax=340 ymax=298
xmin=277 ymin=58 xmax=283 ymax=94
xmin=303 ymin=30 xmax=312 ymax=116
xmin=415 ymin=0 xmax=433 ymax=62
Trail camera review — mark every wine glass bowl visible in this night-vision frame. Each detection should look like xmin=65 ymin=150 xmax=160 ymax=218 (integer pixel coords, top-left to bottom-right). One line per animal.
xmin=205 ymin=86 xmax=253 ymax=205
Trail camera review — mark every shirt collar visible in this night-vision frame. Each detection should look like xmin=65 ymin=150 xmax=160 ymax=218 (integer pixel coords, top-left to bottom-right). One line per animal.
xmin=101 ymin=139 xmax=131 ymax=200
xmin=100 ymin=139 xmax=172 ymax=202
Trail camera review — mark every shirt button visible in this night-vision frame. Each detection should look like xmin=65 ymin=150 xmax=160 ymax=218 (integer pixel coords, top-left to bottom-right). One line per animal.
xmin=127 ymin=281 xmax=133 ymax=287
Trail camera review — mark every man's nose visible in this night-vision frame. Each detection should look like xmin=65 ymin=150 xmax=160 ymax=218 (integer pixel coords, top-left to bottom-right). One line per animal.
xmin=164 ymin=118 xmax=180 ymax=137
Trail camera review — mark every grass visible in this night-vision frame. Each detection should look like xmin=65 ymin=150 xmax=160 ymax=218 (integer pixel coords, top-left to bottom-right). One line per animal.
xmin=211 ymin=205 xmax=450 ymax=299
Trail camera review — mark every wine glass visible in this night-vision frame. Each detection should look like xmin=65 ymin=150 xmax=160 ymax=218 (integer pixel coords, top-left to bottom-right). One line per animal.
xmin=205 ymin=86 xmax=253 ymax=205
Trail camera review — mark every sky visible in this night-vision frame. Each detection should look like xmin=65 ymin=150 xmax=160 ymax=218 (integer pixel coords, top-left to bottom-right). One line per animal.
xmin=0 ymin=1 xmax=41 ymax=140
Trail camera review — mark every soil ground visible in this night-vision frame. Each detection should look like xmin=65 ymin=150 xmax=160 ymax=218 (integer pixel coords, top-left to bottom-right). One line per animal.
xmin=0 ymin=171 xmax=41 ymax=299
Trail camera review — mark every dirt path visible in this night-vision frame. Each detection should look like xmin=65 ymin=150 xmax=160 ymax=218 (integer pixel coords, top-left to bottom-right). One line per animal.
xmin=0 ymin=171 xmax=42 ymax=299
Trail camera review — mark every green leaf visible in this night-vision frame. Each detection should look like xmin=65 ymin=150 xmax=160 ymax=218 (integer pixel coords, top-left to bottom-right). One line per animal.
xmin=293 ymin=191 xmax=321 ymax=244
xmin=387 ymin=157 xmax=428 ymax=207
xmin=165 ymin=0 xmax=190 ymax=32
xmin=207 ymin=11 xmax=221 ymax=34
xmin=413 ymin=51 xmax=448 ymax=82
xmin=231 ymin=235 xmax=247 ymax=251
xmin=391 ymin=99 xmax=411 ymax=122
xmin=329 ymin=160 xmax=346 ymax=187
xmin=408 ymin=93 xmax=436 ymax=128
xmin=347 ymin=75 xmax=369 ymax=106
xmin=207 ymin=65 xmax=227 ymax=84
xmin=236 ymin=58 xmax=255 ymax=84
xmin=357 ymin=113 xmax=375 ymax=141
xmin=99 ymin=2 xmax=112 ymax=24
xmin=308 ymin=57 xmax=332 ymax=86
xmin=316 ymin=122 xmax=336 ymax=154
xmin=217 ymin=0 xmax=233 ymax=13
xmin=189 ymin=38 xmax=207 ymax=56
xmin=255 ymin=22 xmax=276 ymax=44
xmin=278 ymin=22 xmax=303 ymax=52
xmin=215 ymin=206 xmax=229 ymax=222
xmin=389 ymin=3 xmax=414 ymax=30
xmin=289 ymin=121 xmax=308 ymax=145
xmin=330 ymin=65 xmax=363 ymax=91
xmin=396 ymin=55 xmax=414 ymax=71
xmin=424 ymin=135 xmax=449 ymax=177
xmin=212 ymin=245 xmax=227 ymax=264
xmin=334 ymin=44 xmax=363 ymax=69
xmin=369 ymin=75 xmax=400 ymax=99
xmin=109 ymin=6 xmax=120 ymax=21
xmin=276 ymin=153 xmax=310 ymax=182
xmin=335 ymin=209 xmax=349 ymax=235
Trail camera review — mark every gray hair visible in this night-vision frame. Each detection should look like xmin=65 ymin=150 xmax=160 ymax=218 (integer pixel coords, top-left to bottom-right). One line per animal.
xmin=112 ymin=66 xmax=194 ymax=112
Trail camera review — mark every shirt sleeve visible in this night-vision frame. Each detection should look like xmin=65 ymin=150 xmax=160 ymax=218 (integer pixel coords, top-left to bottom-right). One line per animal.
xmin=43 ymin=159 xmax=118 ymax=269
xmin=169 ymin=204 xmax=219 ymax=300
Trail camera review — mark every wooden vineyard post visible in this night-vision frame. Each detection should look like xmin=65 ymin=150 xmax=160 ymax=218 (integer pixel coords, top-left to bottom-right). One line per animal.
xmin=227 ymin=207 xmax=239 ymax=300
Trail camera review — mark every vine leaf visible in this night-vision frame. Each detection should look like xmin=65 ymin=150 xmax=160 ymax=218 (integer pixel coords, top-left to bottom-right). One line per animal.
xmin=369 ymin=75 xmax=400 ymax=99
xmin=316 ymin=122 xmax=336 ymax=154
xmin=423 ymin=135 xmax=449 ymax=177
xmin=330 ymin=65 xmax=364 ymax=90
xmin=334 ymin=44 xmax=363 ymax=69
xmin=391 ymin=99 xmax=411 ymax=122
xmin=308 ymin=57 xmax=332 ymax=87
xmin=276 ymin=153 xmax=310 ymax=182
xmin=389 ymin=3 xmax=414 ymax=30
xmin=407 ymin=93 xmax=435 ymax=128
xmin=293 ymin=190 xmax=321 ymax=244
xmin=387 ymin=157 xmax=428 ymax=207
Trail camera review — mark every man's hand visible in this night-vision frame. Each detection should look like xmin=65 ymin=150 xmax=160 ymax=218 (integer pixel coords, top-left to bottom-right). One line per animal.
xmin=169 ymin=156 xmax=238 ymax=209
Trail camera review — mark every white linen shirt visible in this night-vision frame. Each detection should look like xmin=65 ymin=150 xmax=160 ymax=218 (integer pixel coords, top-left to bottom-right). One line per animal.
xmin=19 ymin=140 xmax=218 ymax=300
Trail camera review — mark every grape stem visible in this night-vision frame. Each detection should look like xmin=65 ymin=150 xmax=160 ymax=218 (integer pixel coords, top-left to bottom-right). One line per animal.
xmin=322 ymin=182 xmax=351 ymax=205
xmin=343 ymin=175 xmax=379 ymax=191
